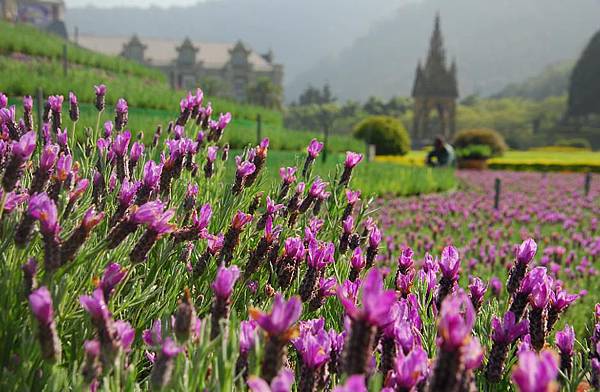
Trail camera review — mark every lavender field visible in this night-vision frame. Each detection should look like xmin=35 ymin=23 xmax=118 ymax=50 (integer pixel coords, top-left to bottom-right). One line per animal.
xmin=0 ymin=87 xmax=599 ymax=391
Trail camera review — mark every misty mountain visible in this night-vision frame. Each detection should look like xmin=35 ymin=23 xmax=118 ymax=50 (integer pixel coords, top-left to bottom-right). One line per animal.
xmin=287 ymin=0 xmax=600 ymax=102
xmin=64 ymin=0 xmax=407 ymax=86
xmin=492 ymin=61 xmax=574 ymax=101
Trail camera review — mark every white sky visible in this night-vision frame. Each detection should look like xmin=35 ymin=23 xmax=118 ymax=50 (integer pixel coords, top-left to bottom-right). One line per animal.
xmin=65 ymin=0 xmax=211 ymax=8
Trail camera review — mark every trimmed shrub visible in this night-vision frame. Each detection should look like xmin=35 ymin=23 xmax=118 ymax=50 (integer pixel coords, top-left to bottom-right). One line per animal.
xmin=453 ymin=128 xmax=507 ymax=157
xmin=456 ymin=144 xmax=492 ymax=160
xmin=555 ymin=138 xmax=592 ymax=150
xmin=353 ymin=116 xmax=411 ymax=155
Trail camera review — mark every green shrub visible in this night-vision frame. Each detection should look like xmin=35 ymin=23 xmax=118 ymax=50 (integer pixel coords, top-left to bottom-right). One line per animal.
xmin=555 ymin=138 xmax=592 ymax=150
xmin=353 ymin=115 xmax=411 ymax=155
xmin=456 ymin=144 xmax=492 ymax=159
xmin=453 ymin=128 xmax=507 ymax=157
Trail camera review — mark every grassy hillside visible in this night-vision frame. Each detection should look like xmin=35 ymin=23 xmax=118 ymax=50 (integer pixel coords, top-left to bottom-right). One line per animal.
xmin=0 ymin=21 xmax=282 ymax=124
xmin=1 ymin=21 xmax=365 ymax=152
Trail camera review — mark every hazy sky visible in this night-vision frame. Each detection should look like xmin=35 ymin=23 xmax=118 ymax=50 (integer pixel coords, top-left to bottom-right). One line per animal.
xmin=65 ymin=0 xmax=210 ymax=8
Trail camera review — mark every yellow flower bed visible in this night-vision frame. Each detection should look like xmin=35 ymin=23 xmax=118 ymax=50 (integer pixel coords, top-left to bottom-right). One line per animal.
xmin=376 ymin=150 xmax=600 ymax=172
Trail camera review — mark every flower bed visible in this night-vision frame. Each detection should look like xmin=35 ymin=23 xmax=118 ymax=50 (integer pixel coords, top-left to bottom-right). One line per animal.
xmin=0 ymin=87 xmax=599 ymax=391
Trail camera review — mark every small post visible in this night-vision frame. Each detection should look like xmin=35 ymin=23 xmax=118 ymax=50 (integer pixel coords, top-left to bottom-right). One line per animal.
xmin=584 ymin=172 xmax=591 ymax=196
xmin=322 ymin=125 xmax=329 ymax=163
xmin=63 ymin=43 xmax=68 ymax=77
xmin=366 ymin=142 xmax=376 ymax=163
xmin=36 ymin=87 xmax=43 ymax=130
xmin=256 ymin=113 xmax=262 ymax=145
xmin=494 ymin=178 xmax=501 ymax=209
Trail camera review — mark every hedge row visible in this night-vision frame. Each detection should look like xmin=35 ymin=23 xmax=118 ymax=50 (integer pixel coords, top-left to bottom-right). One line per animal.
xmin=488 ymin=161 xmax=600 ymax=173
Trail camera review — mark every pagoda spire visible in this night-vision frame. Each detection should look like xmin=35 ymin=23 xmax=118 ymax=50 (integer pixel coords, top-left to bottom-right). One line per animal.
xmin=426 ymin=12 xmax=446 ymax=72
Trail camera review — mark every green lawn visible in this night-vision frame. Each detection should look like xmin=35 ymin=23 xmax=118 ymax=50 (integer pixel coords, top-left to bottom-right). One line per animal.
xmin=226 ymin=150 xmax=457 ymax=197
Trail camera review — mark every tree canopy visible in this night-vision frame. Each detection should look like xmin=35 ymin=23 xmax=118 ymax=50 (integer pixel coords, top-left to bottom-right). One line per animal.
xmin=568 ymin=29 xmax=600 ymax=117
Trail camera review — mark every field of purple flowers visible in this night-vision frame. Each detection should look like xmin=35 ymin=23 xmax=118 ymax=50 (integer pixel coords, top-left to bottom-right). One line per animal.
xmin=0 ymin=86 xmax=599 ymax=391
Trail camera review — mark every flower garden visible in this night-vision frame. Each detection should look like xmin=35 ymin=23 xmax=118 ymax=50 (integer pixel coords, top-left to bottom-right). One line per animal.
xmin=0 ymin=86 xmax=599 ymax=391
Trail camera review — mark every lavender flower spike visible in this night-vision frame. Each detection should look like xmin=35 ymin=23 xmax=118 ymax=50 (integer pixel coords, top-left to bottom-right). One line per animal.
xmin=29 ymin=286 xmax=61 ymax=361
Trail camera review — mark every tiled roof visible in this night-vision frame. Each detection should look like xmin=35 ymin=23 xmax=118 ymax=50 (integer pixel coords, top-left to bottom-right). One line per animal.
xmin=76 ymin=35 xmax=275 ymax=71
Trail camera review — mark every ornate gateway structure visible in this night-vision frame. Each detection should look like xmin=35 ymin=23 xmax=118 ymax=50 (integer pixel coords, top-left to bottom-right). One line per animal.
xmin=411 ymin=15 xmax=458 ymax=145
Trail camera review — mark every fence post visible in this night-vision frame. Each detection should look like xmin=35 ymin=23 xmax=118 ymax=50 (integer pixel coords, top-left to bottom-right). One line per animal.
xmin=36 ymin=87 xmax=43 ymax=131
xmin=63 ymin=43 xmax=68 ymax=77
xmin=494 ymin=178 xmax=501 ymax=209
xmin=322 ymin=125 xmax=329 ymax=163
xmin=366 ymin=142 xmax=376 ymax=163
xmin=584 ymin=172 xmax=591 ymax=196
xmin=256 ymin=113 xmax=262 ymax=145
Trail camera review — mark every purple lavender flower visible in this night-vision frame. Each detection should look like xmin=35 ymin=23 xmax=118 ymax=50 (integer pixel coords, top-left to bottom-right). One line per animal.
xmin=236 ymin=319 xmax=259 ymax=379
xmin=508 ymin=238 xmax=537 ymax=295
xmin=114 ymin=320 xmax=135 ymax=352
xmin=219 ymin=211 xmax=253 ymax=265
xmin=349 ymin=247 xmax=366 ymax=281
xmin=212 ymin=265 xmax=241 ymax=300
xmin=547 ymin=286 xmax=578 ymax=331
xmin=232 ymin=156 xmax=256 ymax=194
xmin=434 ymin=245 xmax=461 ymax=310
xmin=80 ymin=288 xmax=110 ymax=322
xmin=388 ymin=346 xmax=429 ymax=391
xmin=437 ymin=290 xmax=475 ymax=351
xmin=339 ymin=269 xmax=396 ymax=375
xmin=468 ymin=276 xmax=487 ymax=312
xmin=486 ymin=311 xmax=529 ymax=383
xmin=490 ymin=276 xmax=502 ymax=297
xmin=3 ymin=131 xmax=36 ymax=192
xmin=136 ymin=160 xmax=163 ymax=204
xmin=29 ymin=286 xmax=61 ymax=361
xmin=129 ymin=141 xmax=144 ymax=167
xmin=339 ymin=151 xmax=363 ymax=187
xmin=511 ymin=349 xmax=558 ymax=392
xmin=429 ymin=290 xmax=475 ymax=391
xmin=239 ymin=320 xmax=258 ymax=355
xmin=103 ymin=121 xmax=113 ymax=138
xmin=118 ymin=179 xmax=140 ymax=210
xmin=492 ymin=312 xmax=529 ymax=345
xmin=344 ymin=151 xmax=363 ymax=168
xmin=251 ymin=294 xmax=302 ymax=382
xmin=114 ymin=98 xmax=128 ymax=131
xmin=279 ymin=166 xmax=296 ymax=185
xmin=365 ymin=225 xmax=381 ymax=268
xmin=150 ymin=338 xmax=183 ymax=389
xmin=210 ymin=266 xmax=240 ymax=339
xmin=99 ymin=262 xmax=127 ymax=302
xmin=302 ymin=138 xmax=323 ymax=177
xmin=247 ymin=368 xmax=294 ymax=392
xmin=517 ymin=238 xmax=538 ymax=264
xmin=130 ymin=206 xmax=175 ymax=263
xmin=29 ymin=286 xmax=54 ymax=326
xmin=555 ymin=324 xmax=574 ymax=374
xmin=69 ymin=92 xmax=79 ymax=122
xmin=94 ymin=84 xmax=107 ymax=111
xmin=307 ymin=139 xmax=323 ymax=159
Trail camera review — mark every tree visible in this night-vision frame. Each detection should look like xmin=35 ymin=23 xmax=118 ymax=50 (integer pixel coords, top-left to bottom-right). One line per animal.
xmin=246 ymin=77 xmax=283 ymax=109
xmin=297 ymin=83 xmax=336 ymax=106
xmin=363 ymin=96 xmax=386 ymax=115
xmin=568 ymin=29 xmax=600 ymax=117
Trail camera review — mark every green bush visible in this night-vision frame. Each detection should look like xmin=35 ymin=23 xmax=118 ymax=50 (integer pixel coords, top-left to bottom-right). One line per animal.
xmin=456 ymin=144 xmax=492 ymax=159
xmin=353 ymin=115 xmax=411 ymax=155
xmin=453 ymin=128 xmax=507 ymax=157
xmin=555 ymin=138 xmax=592 ymax=150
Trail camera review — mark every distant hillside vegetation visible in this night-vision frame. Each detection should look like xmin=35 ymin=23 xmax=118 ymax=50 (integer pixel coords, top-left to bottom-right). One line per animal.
xmin=493 ymin=61 xmax=573 ymax=101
